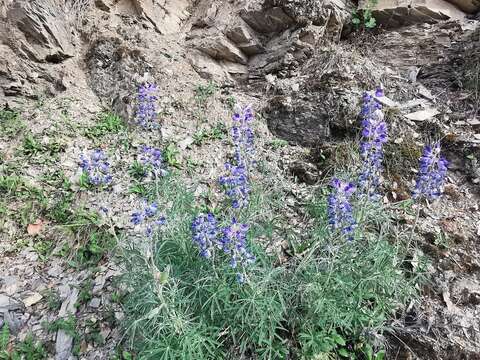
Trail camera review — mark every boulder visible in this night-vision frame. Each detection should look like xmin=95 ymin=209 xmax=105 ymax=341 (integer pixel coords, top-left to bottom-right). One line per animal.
xmin=132 ymin=0 xmax=190 ymax=34
xmin=190 ymin=30 xmax=249 ymax=64
xmin=225 ymin=19 xmax=265 ymax=55
xmin=359 ymin=0 xmax=466 ymax=28
xmin=264 ymin=95 xmax=331 ymax=146
xmin=5 ymin=0 xmax=74 ymax=63
xmin=446 ymin=0 xmax=480 ymax=13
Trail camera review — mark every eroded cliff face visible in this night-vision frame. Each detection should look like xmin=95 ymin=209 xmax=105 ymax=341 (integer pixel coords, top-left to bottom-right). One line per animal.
xmin=1 ymin=2 xmax=480 ymax=358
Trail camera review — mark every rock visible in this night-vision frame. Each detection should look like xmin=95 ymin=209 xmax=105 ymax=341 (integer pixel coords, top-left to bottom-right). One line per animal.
xmin=55 ymin=287 xmax=79 ymax=360
xmin=240 ymin=5 xmax=295 ymax=34
xmin=0 ymin=294 xmax=25 ymax=334
xmin=94 ymin=0 xmax=111 ymax=12
xmin=88 ymin=298 xmax=101 ymax=309
xmin=446 ymin=0 xmax=480 ymax=13
xmin=190 ymin=30 xmax=249 ymax=64
xmin=225 ymin=19 xmax=265 ymax=55
xmin=360 ymin=0 xmax=466 ymax=28
xmin=6 ymin=0 xmax=74 ymax=63
xmin=132 ymin=0 xmax=190 ymax=34
xmin=405 ymin=108 xmax=440 ymax=121
xmin=264 ymin=95 xmax=331 ymax=146
xmin=22 ymin=292 xmax=43 ymax=307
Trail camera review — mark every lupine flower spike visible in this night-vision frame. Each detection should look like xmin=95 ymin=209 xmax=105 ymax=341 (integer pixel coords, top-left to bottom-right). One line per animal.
xmin=140 ymin=146 xmax=167 ymax=177
xmin=131 ymin=201 xmax=166 ymax=237
xmin=219 ymin=163 xmax=250 ymax=209
xmin=359 ymin=88 xmax=388 ymax=199
xmin=135 ymin=83 xmax=158 ymax=129
xmin=219 ymin=105 xmax=255 ymax=209
xmin=232 ymin=105 xmax=255 ymax=170
xmin=220 ymin=218 xmax=255 ymax=283
xmin=413 ymin=143 xmax=448 ymax=201
xmin=191 ymin=213 xmax=220 ymax=259
xmin=327 ymin=179 xmax=357 ymax=240
xmin=80 ymin=149 xmax=112 ymax=186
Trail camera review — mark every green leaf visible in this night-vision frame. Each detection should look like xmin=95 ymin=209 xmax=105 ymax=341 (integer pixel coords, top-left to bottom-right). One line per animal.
xmin=338 ymin=348 xmax=350 ymax=357
xmin=365 ymin=17 xmax=377 ymax=28
xmin=332 ymin=333 xmax=346 ymax=346
xmin=375 ymin=350 xmax=386 ymax=360
xmin=364 ymin=344 xmax=373 ymax=360
xmin=352 ymin=17 xmax=361 ymax=25
xmin=0 ymin=325 xmax=9 ymax=351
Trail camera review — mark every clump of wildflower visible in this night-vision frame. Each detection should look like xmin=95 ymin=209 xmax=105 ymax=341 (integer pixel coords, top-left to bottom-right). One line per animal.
xmin=139 ymin=145 xmax=167 ymax=177
xmin=220 ymin=217 xmax=255 ymax=283
xmin=135 ymin=83 xmax=158 ymax=129
xmin=79 ymin=149 xmax=112 ymax=186
xmin=191 ymin=213 xmax=220 ymax=259
xmin=327 ymin=178 xmax=356 ymax=240
xmin=358 ymin=89 xmax=388 ymax=198
xmin=219 ymin=162 xmax=250 ymax=209
xmin=131 ymin=201 xmax=166 ymax=237
xmin=413 ymin=143 xmax=448 ymax=201
xmin=232 ymin=105 xmax=255 ymax=169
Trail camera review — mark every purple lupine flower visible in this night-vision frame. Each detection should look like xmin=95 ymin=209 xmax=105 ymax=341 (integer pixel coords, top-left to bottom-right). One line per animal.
xmin=219 ymin=162 xmax=250 ymax=209
xmin=191 ymin=213 xmax=220 ymax=259
xmin=79 ymin=149 xmax=112 ymax=186
xmin=220 ymin=218 xmax=255 ymax=283
xmin=231 ymin=105 xmax=255 ymax=170
xmin=327 ymin=179 xmax=356 ymax=240
xmin=358 ymin=90 xmax=388 ymax=199
xmin=413 ymin=143 xmax=448 ymax=200
xmin=139 ymin=146 xmax=167 ymax=176
xmin=219 ymin=105 xmax=255 ymax=208
xmin=130 ymin=201 xmax=166 ymax=237
xmin=135 ymin=83 xmax=158 ymax=129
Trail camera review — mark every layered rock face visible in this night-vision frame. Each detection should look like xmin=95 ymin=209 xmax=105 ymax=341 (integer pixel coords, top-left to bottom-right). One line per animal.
xmin=186 ymin=0 xmax=355 ymax=82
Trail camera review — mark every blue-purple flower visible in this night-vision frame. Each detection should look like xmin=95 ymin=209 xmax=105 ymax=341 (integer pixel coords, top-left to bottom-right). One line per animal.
xmin=413 ymin=143 xmax=448 ymax=200
xmin=219 ymin=105 xmax=256 ymax=209
xmin=139 ymin=146 xmax=167 ymax=177
xmin=191 ymin=213 xmax=220 ymax=259
xmin=232 ymin=105 xmax=255 ymax=170
xmin=79 ymin=149 xmax=112 ymax=186
xmin=131 ymin=201 xmax=166 ymax=237
xmin=358 ymin=89 xmax=388 ymax=198
xmin=135 ymin=83 xmax=158 ymax=129
xmin=327 ymin=178 xmax=356 ymax=240
xmin=219 ymin=162 xmax=250 ymax=209
xmin=220 ymin=217 xmax=255 ymax=283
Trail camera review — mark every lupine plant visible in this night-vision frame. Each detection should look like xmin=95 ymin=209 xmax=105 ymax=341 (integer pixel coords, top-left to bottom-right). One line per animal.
xmin=218 ymin=162 xmax=250 ymax=209
xmin=79 ymin=149 xmax=112 ymax=186
xmin=358 ymin=89 xmax=388 ymax=199
xmin=131 ymin=201 xmax=166 ymax=237
xmin=135 ymin=83 xmax=158 ymax=129
xmin=413 ymin=142 xmax=448 ymax=201
xmin=139 ymin=145 xmax=167 ymax=177
xmin=327 ymin=178 xmax=357 ymax=240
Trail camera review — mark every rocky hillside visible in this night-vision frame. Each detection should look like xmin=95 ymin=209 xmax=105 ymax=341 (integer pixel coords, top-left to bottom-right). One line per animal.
xmin=1 ymin=0 xmax=480 ymax=359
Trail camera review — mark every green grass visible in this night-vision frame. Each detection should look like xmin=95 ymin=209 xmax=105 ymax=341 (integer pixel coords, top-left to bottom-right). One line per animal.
xmin=0 ymin=109 xmax=25 ymax=138
xmin=118 ymin=172 xmax=418 ymax=359
xmin=85 ymin=112 xmax=125 ymax=139
xmin=193 ymin=122 xmax=227 ymax=145
xmin=0 ymin=324 xmax=47 ymax=360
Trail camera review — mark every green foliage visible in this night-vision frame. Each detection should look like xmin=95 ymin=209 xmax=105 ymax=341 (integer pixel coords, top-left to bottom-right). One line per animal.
xmin=85 ymin=112 xmax=125 ymax=139
xmin=75 ymin=227 xmax=116 ymax=267
xmin=22 ymin=133 xmax=43 ymax=157
xmin=128 ymin=161 xmax=147 ymax=180
xmin=352 ymin=0 xmax=378 ymax=29
xmin=194 ymin=82 xmax=217 ymax=106
xmin=164 ymin=143 xmax=181 ymax=168
xmin=193 ymin=122 xmax=227 ymax=145
xmin=119 ymin=174 xmax=417 ymax=359
xmin=0 ymin=325 xmax=47 ymax=360
xmin=0 ymin=109 xmax=25 ymax=138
